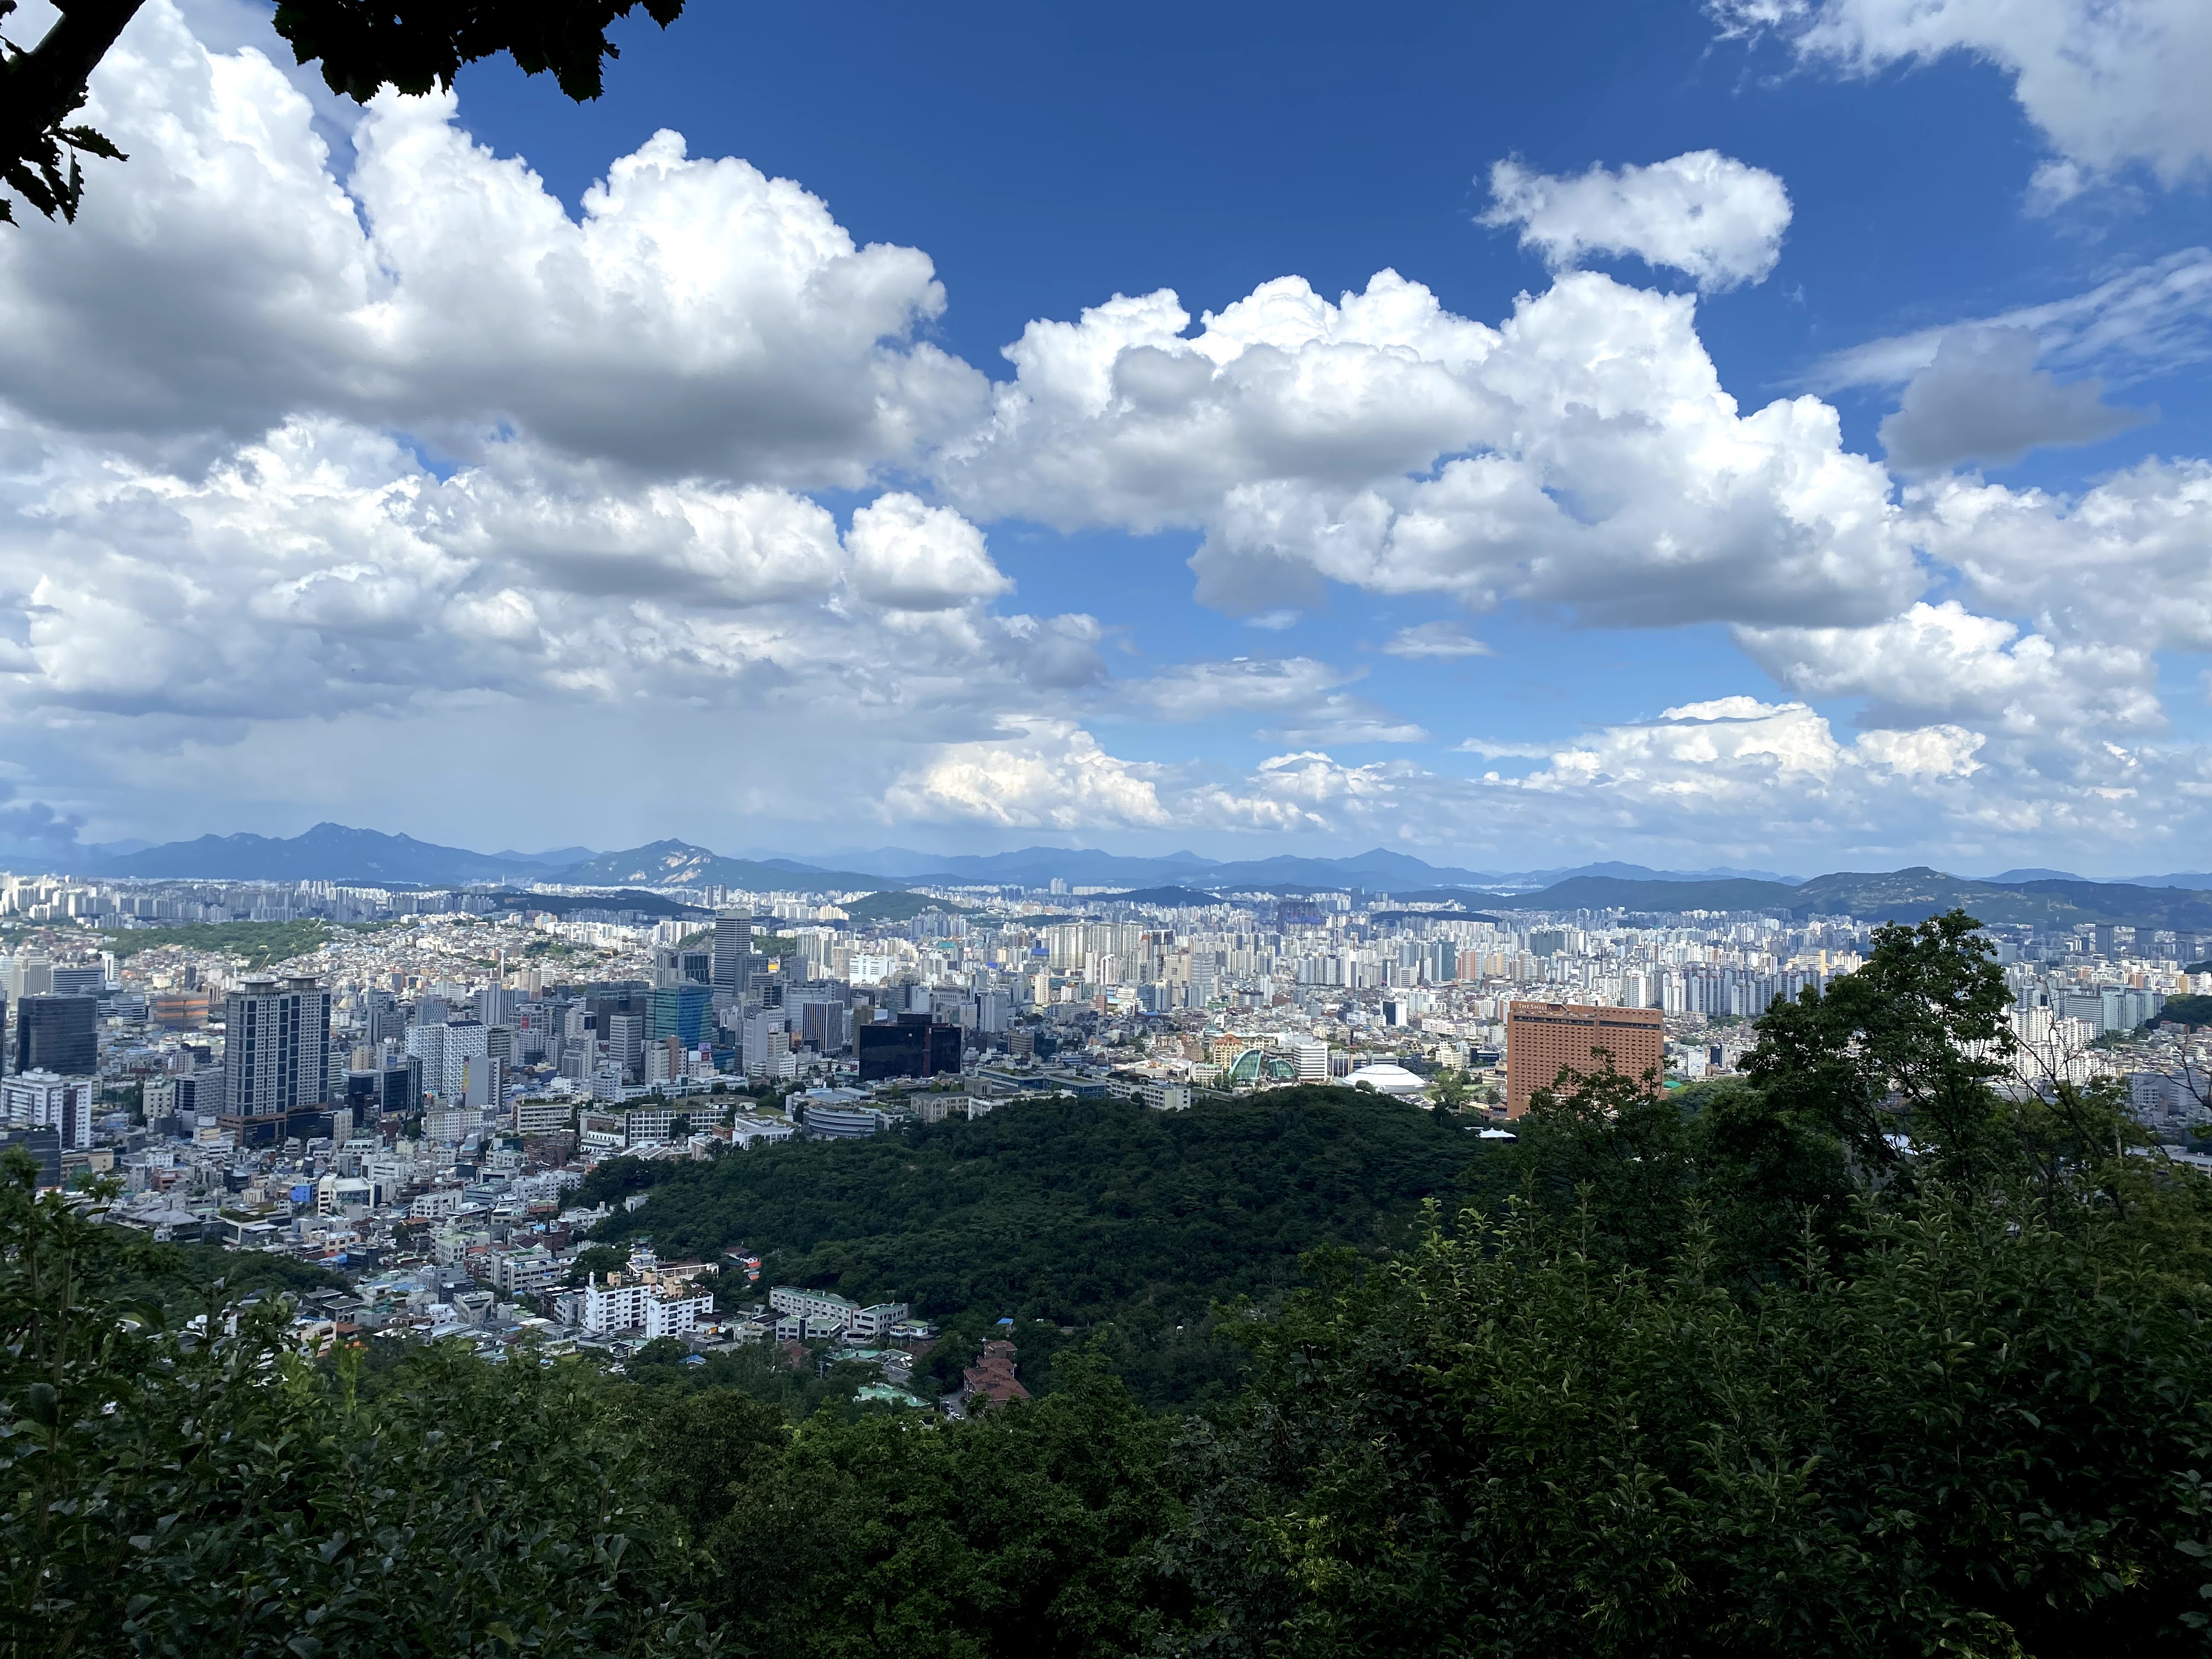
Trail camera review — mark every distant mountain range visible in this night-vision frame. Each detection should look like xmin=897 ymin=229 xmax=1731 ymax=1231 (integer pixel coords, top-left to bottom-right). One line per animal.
xmin=50 ymin=828 xmax=1804 ymax=894
xmin=1987 ymin=867 xmax=2212 ymax=890
xmin=94 ymin=823 xmax=536 ymax=885
xmin=1485 ymin=868 xmax=2212 ymax=934
xmin=550 ymin=839 xmax=896 ymax=894
xmin=24 ymin=825 xmax=2212 ymax=934
xmin=792 ymin=845 xmax=1805 ymax=891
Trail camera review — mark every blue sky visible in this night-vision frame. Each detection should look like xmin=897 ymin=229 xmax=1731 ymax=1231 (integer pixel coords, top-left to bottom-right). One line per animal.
xmin=0 ymin=0 xmax=2209 ymax=875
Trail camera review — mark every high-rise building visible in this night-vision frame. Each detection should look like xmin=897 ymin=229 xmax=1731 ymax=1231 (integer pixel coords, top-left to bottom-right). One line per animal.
xmin=218 ymin=975 xmax=332 ymax=1130
xmin=1504 ymin=1000 xmax=1664 ymax=1119
xmin=403 ymin=1018 xmax=486 ymax=1104
xmin=797 ymin=998 xmax=849 ymax=1055
xmin=385 ymin=1056 xmax=422 ymax=1119
xmin=654 ymin=946 xmax=715 ymax=989
xmin=14 ymin=994 xmax=97 ymax=1077
xmin=342 ymin=1068 xmax=381 ymax=1124
xmin=743 ymin=1011 xmax=789 ymax=1078
xmin=713 ymin=908 xmax=755 ymax=996
xmin=605 ymin=1012 xmax=646 ymax=1081
xmin=514 ymin=1000 xmax=555 ymax=1059
xmin=1 ymin=951 xmax=52 ymax=1001
xmin=648 ymin=983 xmax=714 ymax=1049
xmin=365 ymin=990 xmax=406 ymax=1047
xmin=461 ymin=1052 xmax=504 ymax=1108
xmin=474 ymin=986 xmax=520 ymax=1028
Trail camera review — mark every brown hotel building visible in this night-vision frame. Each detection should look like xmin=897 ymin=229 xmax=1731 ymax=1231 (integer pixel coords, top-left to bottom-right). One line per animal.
xmin=1504 ymin=1000 xmax=1666 ymax=1118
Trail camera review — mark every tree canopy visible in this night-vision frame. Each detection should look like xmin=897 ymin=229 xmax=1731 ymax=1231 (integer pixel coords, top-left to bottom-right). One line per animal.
xmin=2 ymin=0 xmax=685 ymax=223
xmin=592 ymin=1087 xmax=1474 ymax=1323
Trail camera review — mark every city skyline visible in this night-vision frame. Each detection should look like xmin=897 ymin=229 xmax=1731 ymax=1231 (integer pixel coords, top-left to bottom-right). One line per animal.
xmin=4 ymin=0 xmax=2211 ymax=873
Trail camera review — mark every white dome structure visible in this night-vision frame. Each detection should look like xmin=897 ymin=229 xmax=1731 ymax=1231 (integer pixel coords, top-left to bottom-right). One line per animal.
xmin=1345 ymin=1063 xmax=1426 ymax=1097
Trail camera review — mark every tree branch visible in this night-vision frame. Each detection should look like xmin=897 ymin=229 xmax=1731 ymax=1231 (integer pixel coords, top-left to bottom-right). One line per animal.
xmin=2 ymin=0 xmax=144 ymax=148
xmin=1 ymin=0 xmax=143 ymax=222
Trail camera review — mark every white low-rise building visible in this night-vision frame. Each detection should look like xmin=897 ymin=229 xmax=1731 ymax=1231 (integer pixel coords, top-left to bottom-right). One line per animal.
xmin=766 ymin=1285 xmax=909 ymax=1341
xmin=2 ymin=1071 xmax=93 ymax=1149
xmin=1345 ymin=1062 xmax=1426 ymax=1097
xmin=494 ymin=1245 xmax=559 ymax=1297
xmin=579 ymin=1273 xmax=714 ymax=1338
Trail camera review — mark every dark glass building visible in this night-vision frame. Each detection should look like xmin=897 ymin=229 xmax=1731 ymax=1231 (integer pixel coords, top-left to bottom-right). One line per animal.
xmin=13 ymin=994 xmax=97 ymax=1076
xmin=856 ymin=1013 xmax=962 ymax=1083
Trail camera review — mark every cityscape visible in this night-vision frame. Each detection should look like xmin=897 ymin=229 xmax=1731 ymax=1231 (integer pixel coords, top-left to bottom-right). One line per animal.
xmin=7 ymin=0 xmax=2212 ymax=1648
xmin=4 ymin=828 xmax=2208 ymax=1391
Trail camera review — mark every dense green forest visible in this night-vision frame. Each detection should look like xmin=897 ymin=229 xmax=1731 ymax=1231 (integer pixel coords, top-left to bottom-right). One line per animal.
xmin=11 ymin=912 xmax=2212 ymax=1656
xmin=585 ymin=1088 xmax=1473 ymax=1318
xmin=2159 ymin=992 xmax=2212 ymax=1026
xmin=582 ymin=1087 xmax=1477 ymax=1407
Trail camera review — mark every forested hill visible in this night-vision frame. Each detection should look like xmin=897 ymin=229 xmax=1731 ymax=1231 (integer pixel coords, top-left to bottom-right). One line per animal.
xmin=591 ymin=1088 xmax=1474 ymax=1323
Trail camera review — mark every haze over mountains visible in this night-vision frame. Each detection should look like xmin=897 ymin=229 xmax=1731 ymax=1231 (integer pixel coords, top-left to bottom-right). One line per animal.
xmin=19 ymin=823 xmax=2212 ymax=935
xmin=65 ymin=823 xmax=1815 ymax=893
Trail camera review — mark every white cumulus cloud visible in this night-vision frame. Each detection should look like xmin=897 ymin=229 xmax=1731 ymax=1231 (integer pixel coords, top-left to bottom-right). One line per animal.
xmin=940 ymin=270 xmax=1913 ymax=629
xmin=1480 ymin=151 xmax=1792 ymax=291
xmin=1735 ymin=600 xmax=2162 ymax=737
xmin=881 ymin=719 xmax=1174 ymax=829
xmin=1711 ymin=0 xmax=2212 ymax=190
xmin=844 ymin=493 xmax=1013 ymax=612
xmin=0 ymin=0 xmax=985 ymax=484
xmin=0 ymin=415 xmax=1088 ymax=727
xmin=1119 ymin=657 xmax=1355 ymax=721
xmin=1913 ymin=459 xmax=2212 ymax=654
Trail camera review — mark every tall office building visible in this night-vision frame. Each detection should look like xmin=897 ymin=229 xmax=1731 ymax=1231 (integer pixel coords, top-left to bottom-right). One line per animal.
xmin=474 ymin=985 xmax=520 ymax=1028
xmin=743 ymin=1011 xmax=789 ymax=1077
xmin=461 ymin=1051 xmax=505 ymax=1109
xmin=386 ymin=1056 xmax=422 ymax=1118
xmin=13 ymin=994 xmax=97 ymax=1077
xmin=219 ymin=975 xmax=332 ymax=1125
xmin=654 ymin=946 xmax=715 ymax=989
xmin=605 ymin=1012 xmax=646 ymax=1081
xmin=1503 ymin=1001 xmax=1664 ymax=1119
xmin=795 ymin=997 xmax=849 ymax=1054
xmin=649 ymin=983 xmax=714 ymax=1049
xmin=364 ymin=990 xmax=406 ymax=1046
xmin=1 ymin=951 xmax=52 ymax=1001
xmin=713 ymin=908 xmax=755 ymax=996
